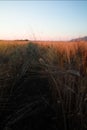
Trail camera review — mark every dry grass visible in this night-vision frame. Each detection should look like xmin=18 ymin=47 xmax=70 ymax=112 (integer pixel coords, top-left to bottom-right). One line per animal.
xmin=0 ymin=40 xmax=87 ymax=130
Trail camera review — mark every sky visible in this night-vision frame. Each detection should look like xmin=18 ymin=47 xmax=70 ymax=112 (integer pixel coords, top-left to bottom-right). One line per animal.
xmin=0 ymin=1 xmax=87 ymax=41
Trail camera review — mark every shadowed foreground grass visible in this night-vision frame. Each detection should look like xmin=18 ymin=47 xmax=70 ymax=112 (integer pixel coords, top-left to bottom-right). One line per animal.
xmin=0 ymin=40 xmax=87 ymax=130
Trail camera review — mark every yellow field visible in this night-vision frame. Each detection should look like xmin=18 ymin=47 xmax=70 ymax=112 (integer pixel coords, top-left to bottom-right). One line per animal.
xmin=0 ymin=40 xmax=87 ymax=129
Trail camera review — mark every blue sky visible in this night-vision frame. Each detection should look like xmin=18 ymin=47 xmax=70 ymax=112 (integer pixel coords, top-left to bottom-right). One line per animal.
xmin=0 ymin=1 xmax=87 ymax=41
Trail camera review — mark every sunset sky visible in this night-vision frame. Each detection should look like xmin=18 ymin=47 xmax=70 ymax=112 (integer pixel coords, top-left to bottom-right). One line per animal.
xmin=0 ymin=1 xmax=87 ymax=41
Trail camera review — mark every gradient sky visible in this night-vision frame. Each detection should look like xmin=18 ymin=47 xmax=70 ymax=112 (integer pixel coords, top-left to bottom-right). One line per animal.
xmin=0 ymin=1 xmax=87 ymax=41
